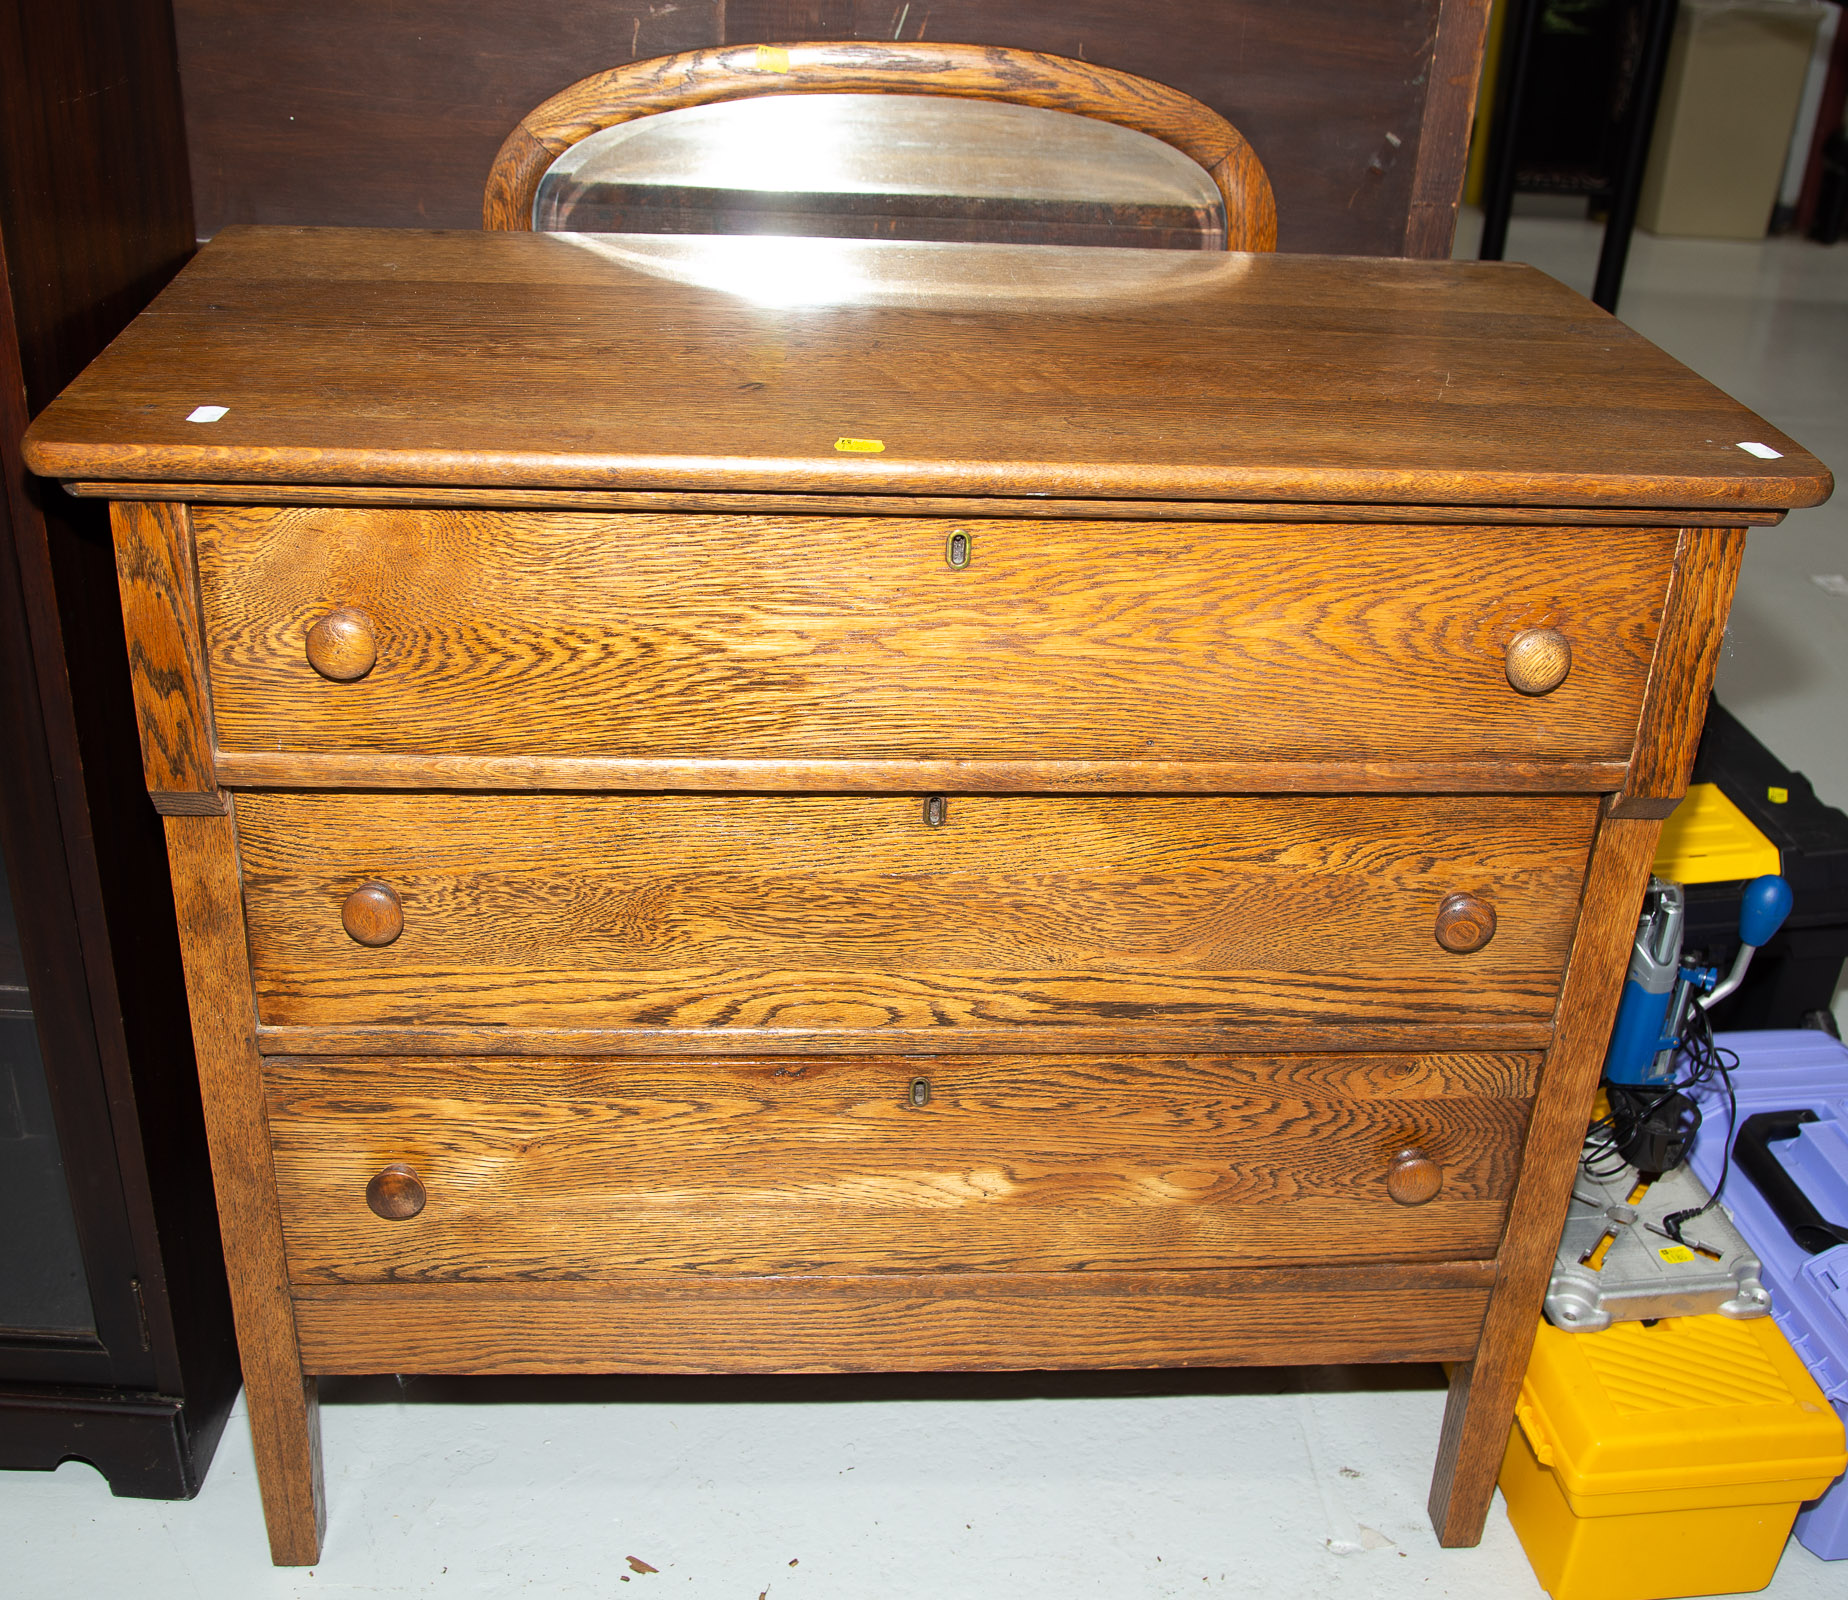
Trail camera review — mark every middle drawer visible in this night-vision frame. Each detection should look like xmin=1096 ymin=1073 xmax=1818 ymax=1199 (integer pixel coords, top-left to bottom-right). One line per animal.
xmin=239 ymin=791 xmax=1597 ymax=1050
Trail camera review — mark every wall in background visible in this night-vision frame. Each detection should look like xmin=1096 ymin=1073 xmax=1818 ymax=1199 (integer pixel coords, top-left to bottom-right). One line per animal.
xmin=171 ymin=0 xmax=1491 ymax=258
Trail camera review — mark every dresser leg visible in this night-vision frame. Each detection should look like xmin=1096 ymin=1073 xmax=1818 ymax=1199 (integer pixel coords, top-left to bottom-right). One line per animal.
xmin=1426 ymin=809 xmax=1664 ymax=1545
xmin=162 ymin=809 xmax=327 ymax=1564
xmin=1426 ymin=1353 xmax=1526 ymax=1545
xmin=246 ymin=1375 xmax=326 ymax=1565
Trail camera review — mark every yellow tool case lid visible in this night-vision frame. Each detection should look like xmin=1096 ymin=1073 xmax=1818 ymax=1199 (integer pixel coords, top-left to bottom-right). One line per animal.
xmin=1652 ymin=781 xmax=1780 ymax=884
xmin=1516 ymin=1317 xmax=1845 ymax=1510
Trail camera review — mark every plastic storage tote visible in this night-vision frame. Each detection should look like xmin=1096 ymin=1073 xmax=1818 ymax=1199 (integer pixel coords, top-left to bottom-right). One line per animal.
xmin=1688 ymin=1028 xmax=1848 ymax=1557
xmin=1499 ymin=1316 xmax=1845 ymax=1600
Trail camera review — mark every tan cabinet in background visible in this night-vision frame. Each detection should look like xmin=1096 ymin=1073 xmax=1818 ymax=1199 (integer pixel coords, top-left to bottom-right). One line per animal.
xmin=1639 ymin=0 xmax=1828 ymax=239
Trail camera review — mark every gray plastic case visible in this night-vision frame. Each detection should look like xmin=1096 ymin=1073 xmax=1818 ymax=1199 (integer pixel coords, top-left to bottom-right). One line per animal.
xmin=1545 ymin=1157 xmax=1771 ymax=1332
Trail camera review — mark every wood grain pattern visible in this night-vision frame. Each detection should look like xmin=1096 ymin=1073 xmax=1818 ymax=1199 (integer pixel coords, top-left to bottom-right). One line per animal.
xmin=192 ymin=507 xmax=1672 ymax=766
xmin=290 ymin=1263 xmax=1498 ymax=1376
xmin=1613 ymin=525 xmax=1748 ymax=818
xmin=1386 ymin=1148 xmax=1444 ymax=1206
xmin=264 ymin=1052 xmax=1536 ymax=1281
xmin=363 ymin=1163 xmax=426 ymax=1221
xmin=302 ymin=605 xmax=376 ymax=681
xmin=62 ymin=482 xmax=1791 ymax=526
xmin=161 ymin=808 xmax=323 ymax=1564
xmin=484 ymin=42 xmax=1277 ymax=251
xmin=254 ymin=1019 xmax=1557 ymax=1060
xmin=1402 ymin=0 xmax=1494 ymax=258
xmin=150 ymin=788 xmax=232 ymax=816
xmin=213 ymin=750 xmax=1630 ymax=799
xmin=1433 ymin=892 xmax=1496 ymax=954
xmin=235 ymin=792 xmax=1599 ymax=1039
xmin=20 ymin=228 xmax=1832 ymax=510
xmin=1503 ymin=627 xmax=1571 ymax=696
xmin=338 ymin=882 xmax=403 ymax=948
xmin=1426 ymin=806 xmax=1663 ymax=1546
xmin=107 ymin=501 xmax=216 ymax=797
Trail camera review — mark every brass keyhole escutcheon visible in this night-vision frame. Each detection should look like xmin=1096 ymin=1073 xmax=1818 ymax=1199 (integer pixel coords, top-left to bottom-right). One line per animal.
xmin=923 ymin=795 xmax=947 ymax=827
xmin=305 ymin=605 xmax=378 ymax=681
xmin=909 ymin=1077 xmax=931 ymax=1108
xmin=945 ymin=529 xmax=971 ymax=569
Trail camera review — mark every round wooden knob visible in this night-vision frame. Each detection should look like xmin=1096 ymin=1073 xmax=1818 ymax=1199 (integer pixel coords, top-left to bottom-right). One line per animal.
xmin=365 ymin=1163 xmax=426 ymax=1220
xmin=1434 ymin=892 xmax=1497 ymax=954
xmin=1505 ymin=628 xmax=1571 ymax=695
xmin=305 ymin=606 xmax=377 ymax=681
xmin=341 ymin=881 xmax=403 ymax=946
xmin=1386 ymin=1148 xmax=1442 ymax=1206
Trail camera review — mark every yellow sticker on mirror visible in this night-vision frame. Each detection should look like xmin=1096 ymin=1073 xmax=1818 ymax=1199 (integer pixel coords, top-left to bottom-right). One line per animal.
xmin=755 ymin=45 xmax=791 ymax=72
xmin=1658 ymin=1245 xmax=1697 ymax=1265
xmin=834 ymin=437 xmax=885 ymax=453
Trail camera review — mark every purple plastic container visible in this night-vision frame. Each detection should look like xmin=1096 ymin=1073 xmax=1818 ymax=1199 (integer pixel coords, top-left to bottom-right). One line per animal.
xmin=1686 ymin=1029 xmax=1848 ymax=1560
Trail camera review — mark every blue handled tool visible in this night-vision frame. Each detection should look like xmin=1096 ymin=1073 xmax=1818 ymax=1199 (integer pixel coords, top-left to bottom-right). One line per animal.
xmin=1603 ymin=873 xmax=1793 ymax=1087
xmin=1603 ymin=878 xmax=1685 ymax=1087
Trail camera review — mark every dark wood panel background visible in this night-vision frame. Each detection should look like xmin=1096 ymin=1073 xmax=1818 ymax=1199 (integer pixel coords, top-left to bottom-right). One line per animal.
xmin=171 ymin=0 xmax=1490 ymax=258
xmin=0 ymin=0 xmax=239 ymax=1486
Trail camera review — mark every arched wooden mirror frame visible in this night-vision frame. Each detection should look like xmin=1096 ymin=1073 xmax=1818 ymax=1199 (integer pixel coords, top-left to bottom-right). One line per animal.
xmin=485 ymin=40 xmax=1277 ymax=252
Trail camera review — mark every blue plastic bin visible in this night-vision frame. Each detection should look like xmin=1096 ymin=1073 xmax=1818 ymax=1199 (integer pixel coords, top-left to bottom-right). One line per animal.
xmin=1687 ymin=1029 xmax=1848 ymax=1559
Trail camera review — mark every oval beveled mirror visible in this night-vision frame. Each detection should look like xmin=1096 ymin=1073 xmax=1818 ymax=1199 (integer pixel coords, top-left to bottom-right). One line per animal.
xmin=532 ymin=93 xmax=1228 ymax=249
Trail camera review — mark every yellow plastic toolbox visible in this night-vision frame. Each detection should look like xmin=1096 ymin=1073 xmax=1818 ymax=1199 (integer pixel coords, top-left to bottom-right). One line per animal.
xmin=1653 ymin=781 xmax=1781 ymax=885
xmin=1500 ymin=1316 xmax=1846 ymax=1600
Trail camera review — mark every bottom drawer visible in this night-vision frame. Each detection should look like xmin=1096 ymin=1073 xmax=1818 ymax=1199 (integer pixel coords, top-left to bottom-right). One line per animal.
xmin=265 ymin=1052 xmax=1536 ymax=1280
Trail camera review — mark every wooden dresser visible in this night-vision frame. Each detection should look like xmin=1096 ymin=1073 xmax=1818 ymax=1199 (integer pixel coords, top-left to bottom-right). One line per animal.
xmin=21 ymin=226 xmax=1830 ymax=1565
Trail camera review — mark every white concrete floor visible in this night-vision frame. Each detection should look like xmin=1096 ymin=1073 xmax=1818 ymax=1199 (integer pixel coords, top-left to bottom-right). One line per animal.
xmin=5 ymin=215 xmax=1846 ymax=1597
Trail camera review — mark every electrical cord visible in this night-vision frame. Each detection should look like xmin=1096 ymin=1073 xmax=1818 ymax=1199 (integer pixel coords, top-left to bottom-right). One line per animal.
xmin=1581 ymin=984 xmax=1742 ymax=1241
xmin=1658 ymin=1004 xmax=1740 ymax=1242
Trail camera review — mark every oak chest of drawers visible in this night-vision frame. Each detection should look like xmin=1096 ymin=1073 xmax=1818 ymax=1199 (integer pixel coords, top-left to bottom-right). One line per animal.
xmin=22 ymin=226 xmax=1830 ymax=1564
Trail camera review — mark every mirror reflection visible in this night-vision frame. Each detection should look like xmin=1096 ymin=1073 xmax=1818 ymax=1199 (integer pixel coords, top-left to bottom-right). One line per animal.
xmin=535 ymin=94 xmax=1227 ymax=249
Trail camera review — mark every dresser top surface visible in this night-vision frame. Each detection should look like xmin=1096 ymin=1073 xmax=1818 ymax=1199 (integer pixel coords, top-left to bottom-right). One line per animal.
xmin=22 ymin=226 xmax=1831 ymax=513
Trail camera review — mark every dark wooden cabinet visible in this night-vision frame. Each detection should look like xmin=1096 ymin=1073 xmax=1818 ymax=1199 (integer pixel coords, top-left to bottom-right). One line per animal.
xmin=0 ymin=0 xmax=239 ymax=1497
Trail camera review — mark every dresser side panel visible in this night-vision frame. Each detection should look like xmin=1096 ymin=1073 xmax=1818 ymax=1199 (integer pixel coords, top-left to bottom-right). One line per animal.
xmin=1426 ymin=807 xmax=1663 ymax=1545
xmin=1612 ymin=524 xmax=1747 ymax=818
xmin=160 ymin=804 xmax=322 ymax=1561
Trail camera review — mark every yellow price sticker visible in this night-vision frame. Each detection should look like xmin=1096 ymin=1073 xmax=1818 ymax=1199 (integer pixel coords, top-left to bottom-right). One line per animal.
xmin=834 ymin=437 xmax=885 ymax=453
xmin=1657 ymin=1245 xmax=1697 ymax=1265
xmin=754 ymin=45 xmax=791 ymax=72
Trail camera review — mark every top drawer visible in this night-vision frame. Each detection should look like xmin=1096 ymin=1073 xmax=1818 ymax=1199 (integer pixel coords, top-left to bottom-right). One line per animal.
xmin=193 ymin=507 xmax=1671 ymax=768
